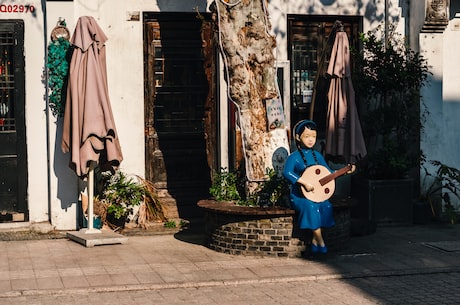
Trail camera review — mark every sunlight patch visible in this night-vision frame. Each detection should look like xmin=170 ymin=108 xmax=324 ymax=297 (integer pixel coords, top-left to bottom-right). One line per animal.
xmin=422 ymin=241 xmax=460 ymax=252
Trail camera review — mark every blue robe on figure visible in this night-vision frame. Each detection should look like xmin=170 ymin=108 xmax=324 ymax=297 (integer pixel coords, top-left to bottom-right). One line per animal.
xmin=283 ymin=148 xmax=335 ymax=230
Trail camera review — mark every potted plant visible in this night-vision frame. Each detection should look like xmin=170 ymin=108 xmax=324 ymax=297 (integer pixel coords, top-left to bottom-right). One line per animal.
xmin=208 ymin=167 xmax=289 ymax=207
xmin=418 ymin=160 xmax=460 ymax=225
xmin=96 ymin=170 xmax=166 ymax=229
xmin=350 ymin=26 xmax=430 ymax=225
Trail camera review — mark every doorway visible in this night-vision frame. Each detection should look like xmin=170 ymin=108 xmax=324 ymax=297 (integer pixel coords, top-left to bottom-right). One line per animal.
xmin=144 ymin=13 xmax=215 ymax=220
xmin=0 ymin=20 xmax=27 ymax=222
xmin=288 ymin=15 xmax=362 ymax=136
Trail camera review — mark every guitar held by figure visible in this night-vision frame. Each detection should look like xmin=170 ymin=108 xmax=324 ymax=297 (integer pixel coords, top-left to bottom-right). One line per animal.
xmin=300 ymin=164 xmax=353 ymax=203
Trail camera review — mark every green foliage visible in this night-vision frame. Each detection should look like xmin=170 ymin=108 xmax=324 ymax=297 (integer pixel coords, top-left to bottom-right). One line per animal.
xmin=247 ymin=168 xmax=290 ymax=207
xmin=163 ymin=220 xmax=177 ymax=228
xmin=352 ymin=26 xmax=430 ymax=179
xmin=47 ymin=37 xmax=71 ymax=117
xmin=209 ymin=167 xmax=242 ymax=203
xmin=421 ymin=160 xmax=460 ymax=224
xmin=209 ymin=167 xmax=289 ymax=207
xmin=101 ymin=171 xmax=146 ymax=219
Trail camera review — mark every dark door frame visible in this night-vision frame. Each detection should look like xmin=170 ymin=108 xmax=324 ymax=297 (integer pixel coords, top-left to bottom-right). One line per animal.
xmin=143 ymin=12 xmax=216 ymax=220
xmin=0 ymin=20 xmax=28 ymax=221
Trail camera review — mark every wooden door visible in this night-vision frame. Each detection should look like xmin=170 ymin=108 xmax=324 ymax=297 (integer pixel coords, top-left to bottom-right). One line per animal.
xmin=144 ymin=13 xmax=215 ymax=220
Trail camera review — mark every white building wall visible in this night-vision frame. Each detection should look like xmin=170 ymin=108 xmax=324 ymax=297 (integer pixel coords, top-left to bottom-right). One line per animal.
xmin=1 ymin=0 xmax=445 ymax=230
xmin=22 ymin=2 xmax=49 ymax=225
xmin=420 ymin=11 xmax=460 ymax=168
xmin=45 ymin=0 xmax=214 ymax=230
xmin=442 ymin=15 xmax=460 ymax=171
xmin=420 ymin=6 xmax=460 ymax=210
xmin=46 ymin=2 xmax=78 ymax=230
xmin=0 ymin=0 xmax=50 ymax=230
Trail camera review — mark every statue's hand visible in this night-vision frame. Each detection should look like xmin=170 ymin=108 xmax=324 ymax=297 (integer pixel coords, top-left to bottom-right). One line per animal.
xmin=303 ymin=183 xmax=314 ymax=192
xmin=347 ymin=164 xmax=356 ymax=174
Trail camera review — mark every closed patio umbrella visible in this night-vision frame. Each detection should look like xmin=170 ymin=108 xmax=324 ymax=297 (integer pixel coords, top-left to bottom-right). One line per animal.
xmin=62 ymin=16 xmax=123 ymax=233
xmin=325 ymin=26 xmax=366 ymax=164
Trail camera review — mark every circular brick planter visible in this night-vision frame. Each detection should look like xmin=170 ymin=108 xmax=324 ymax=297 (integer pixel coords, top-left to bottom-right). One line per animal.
xmin=197 ymin=199 xmax=353 ymax=258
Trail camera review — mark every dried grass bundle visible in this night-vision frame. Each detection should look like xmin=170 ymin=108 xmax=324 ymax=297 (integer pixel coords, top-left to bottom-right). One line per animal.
xmin=136 ymin=176 xmax=167 ymax=229
xmin=93 ymin=198 xmax=110 ymax=224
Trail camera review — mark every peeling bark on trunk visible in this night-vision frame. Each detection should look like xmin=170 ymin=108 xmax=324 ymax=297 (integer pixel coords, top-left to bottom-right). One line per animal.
xmin=211 ymin=0 xmax=288 ymax=185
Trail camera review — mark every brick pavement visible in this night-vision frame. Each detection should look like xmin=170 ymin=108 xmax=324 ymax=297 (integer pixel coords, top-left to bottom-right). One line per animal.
xmin=0 ymin=223 xmax=459 ymax=304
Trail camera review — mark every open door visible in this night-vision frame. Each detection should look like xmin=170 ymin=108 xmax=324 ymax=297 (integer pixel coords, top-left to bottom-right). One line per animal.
xmin=144 ymin=13 xmax=216 ymax=221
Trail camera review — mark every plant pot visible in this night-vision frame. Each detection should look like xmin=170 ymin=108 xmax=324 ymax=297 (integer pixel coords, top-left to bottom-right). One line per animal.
xmin=351 ymin=176 xmax=414 ymax=226
xmin=197 ymin=199 xmax=353 ymax=257
xmin=413 ymin=201 xmax=433 ymax=224
xmin=106 ymin=212 xmax=127 ymax=229
xmin=82 ymin=215 xmax=103 ymax=229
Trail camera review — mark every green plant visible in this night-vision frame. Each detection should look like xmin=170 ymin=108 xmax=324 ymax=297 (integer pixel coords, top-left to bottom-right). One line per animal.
xmin=209 ymin=167 xmax=289 ymax=207
xmin=47 ymin=36 xmax=71 ymax=117
xmin=209 ymin=167 xmax=242 ymax=203
xmin=421 ymin=160 xmax=460 ymax=224
xmin=352 ymin=26 xmax=430 ymax=179
xmin=95 ymin=169 xmax=167 ymax=229
xmin=101 ymin=171 xmax=146 ymax=219
xmin=164 ymin=220 xmax=177 ymax=228
xmin=248 ymin=168 xmax=290 ymax=207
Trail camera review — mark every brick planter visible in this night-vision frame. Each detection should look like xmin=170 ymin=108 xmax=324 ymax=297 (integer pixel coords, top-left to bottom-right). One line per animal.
xmin=197 ymin=199 xmax=353 ymax=258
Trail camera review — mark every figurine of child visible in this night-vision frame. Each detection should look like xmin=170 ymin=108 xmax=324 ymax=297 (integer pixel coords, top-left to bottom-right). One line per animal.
xmin=283 ymin=120 xmax=354 ymax=254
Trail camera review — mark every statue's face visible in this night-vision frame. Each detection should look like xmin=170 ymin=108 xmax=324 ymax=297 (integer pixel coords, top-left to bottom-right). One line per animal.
xmin=296 ymin=128 xmax=317 ymax=149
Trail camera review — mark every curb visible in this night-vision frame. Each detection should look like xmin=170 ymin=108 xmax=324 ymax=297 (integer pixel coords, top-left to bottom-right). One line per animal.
xmin=2 ymin=267 xmax=460 ymax=298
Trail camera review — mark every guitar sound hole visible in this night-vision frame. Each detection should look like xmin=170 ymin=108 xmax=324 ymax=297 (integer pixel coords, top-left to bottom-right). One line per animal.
xmin=315 ymin=168 xmax=321 ymax=175
xmin=325 ymin=188 xmax=330 ymax=194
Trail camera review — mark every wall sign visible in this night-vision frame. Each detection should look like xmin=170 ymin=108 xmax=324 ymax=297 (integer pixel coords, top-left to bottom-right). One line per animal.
xmin=0 ymin=4 xmax=35 ymax=13
xmin=266 ymin=98 xmax=286 ymax=130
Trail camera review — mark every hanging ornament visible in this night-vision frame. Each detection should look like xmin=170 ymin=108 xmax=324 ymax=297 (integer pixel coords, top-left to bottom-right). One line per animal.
xmin=51 ymin=18 xmax=70 ymax=42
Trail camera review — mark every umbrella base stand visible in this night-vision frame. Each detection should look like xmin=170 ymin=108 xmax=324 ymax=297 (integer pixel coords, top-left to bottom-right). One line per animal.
xmin=66 ymin=162 xmax=128 ymax=247
xmin=66 ymin=229 xmax=128 ymax=248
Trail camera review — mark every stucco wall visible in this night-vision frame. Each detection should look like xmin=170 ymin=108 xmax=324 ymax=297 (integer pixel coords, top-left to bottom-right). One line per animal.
xmin=45 ymin=0 xmax=213 ymax=230
xmin=2 ymin=0 xmax=447 ymax=230
xmin=0 ymin=0 xmax=49 ymax=230
xmin=268 ymin=0 xmax=405 ymax=62
xmin=420 ymin=9 xmax=460 ymax=211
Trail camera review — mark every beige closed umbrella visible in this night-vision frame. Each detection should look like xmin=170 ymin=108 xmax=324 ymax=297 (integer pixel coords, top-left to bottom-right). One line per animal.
xmin=325 ymin=27 xmax=366 ymax=164
xmin=62 ymin=16 xmax=123 ymax=233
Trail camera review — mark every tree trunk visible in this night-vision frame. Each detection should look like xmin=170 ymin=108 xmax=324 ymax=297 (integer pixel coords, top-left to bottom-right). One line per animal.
xmin=211 ymin=0 xmax=289 ymax=185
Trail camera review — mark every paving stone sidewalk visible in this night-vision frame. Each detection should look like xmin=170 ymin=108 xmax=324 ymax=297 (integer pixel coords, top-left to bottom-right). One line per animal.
xmin=0 ymin=223 xmax=459 ymax=301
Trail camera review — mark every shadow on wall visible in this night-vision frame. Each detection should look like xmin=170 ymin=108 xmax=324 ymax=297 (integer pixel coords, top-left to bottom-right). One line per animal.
xmin=157 ymin=0 xmax=208 ymax=11
xmin=53 ymin=118 xmax=79 ymax=212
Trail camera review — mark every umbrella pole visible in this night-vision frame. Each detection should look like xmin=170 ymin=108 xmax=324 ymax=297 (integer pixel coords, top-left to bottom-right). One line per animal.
xmin=83 ymin=161 xmax=101 ymax=234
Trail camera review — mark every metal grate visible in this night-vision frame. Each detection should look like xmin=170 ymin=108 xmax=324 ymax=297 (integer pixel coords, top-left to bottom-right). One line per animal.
xmin=0 ymin=30 xmax=15 ymax=132
xmin=0 ymin=32 xmax=14 ymax=46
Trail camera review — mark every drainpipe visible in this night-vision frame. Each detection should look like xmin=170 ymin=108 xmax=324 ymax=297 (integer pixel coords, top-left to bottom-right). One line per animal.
xmin=385 ymin=0 xmax=389 ymax=48
xmin=41 ymin=0 xmax=52 ymax=225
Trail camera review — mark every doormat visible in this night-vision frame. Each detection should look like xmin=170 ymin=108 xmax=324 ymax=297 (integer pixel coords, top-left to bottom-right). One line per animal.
xmin=422 ymin=241 xmax=460 ymax=252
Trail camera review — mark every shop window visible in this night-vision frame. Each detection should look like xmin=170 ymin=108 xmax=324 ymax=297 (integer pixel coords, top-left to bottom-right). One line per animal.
xmin=287 ymin=15 xmax=362 ymax=135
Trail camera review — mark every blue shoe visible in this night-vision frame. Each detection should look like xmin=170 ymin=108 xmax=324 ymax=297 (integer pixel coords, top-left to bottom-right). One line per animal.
xmin=310 ymin=244 xmax=319 ymax=254
xmin=319 ymin=245 xmax=328 ymax=254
